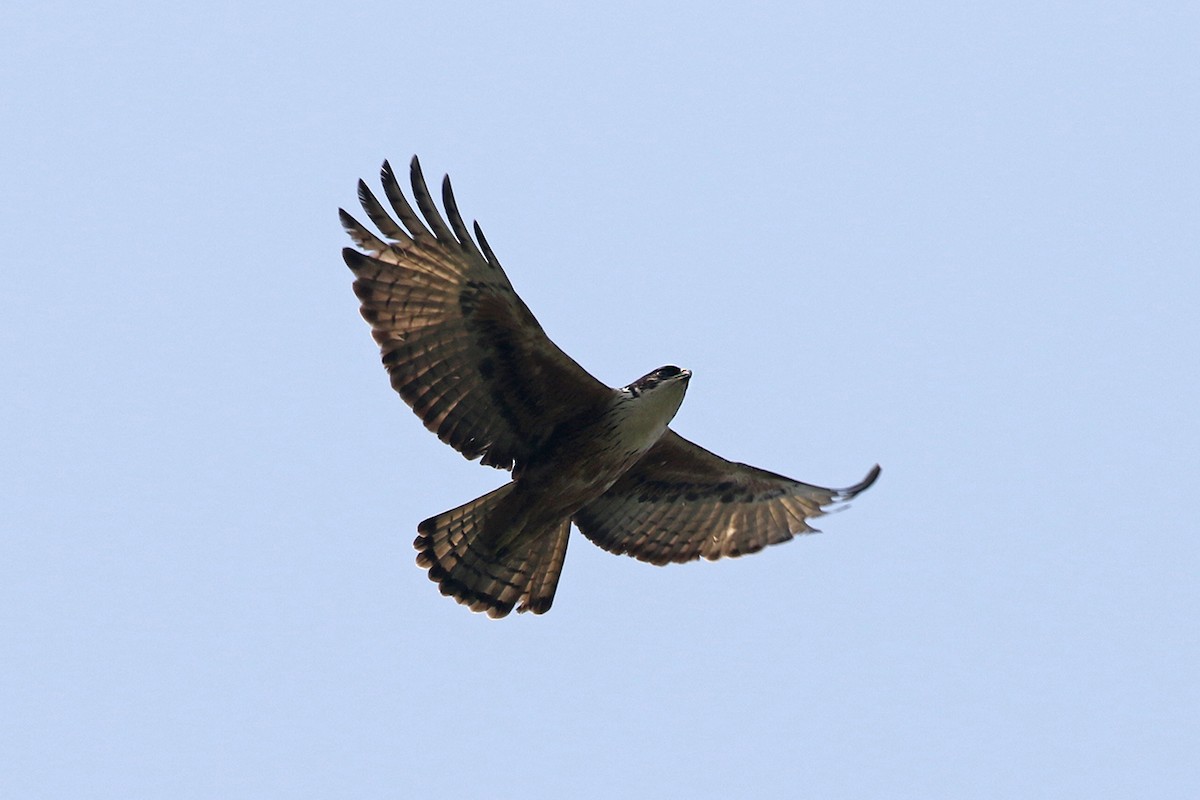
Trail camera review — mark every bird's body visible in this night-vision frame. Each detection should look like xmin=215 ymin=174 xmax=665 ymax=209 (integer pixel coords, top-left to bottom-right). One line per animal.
xmin=340 ymin=157 xmax=879 ymax=617
xmin=414 ymin=366 xmax=691 ymax=615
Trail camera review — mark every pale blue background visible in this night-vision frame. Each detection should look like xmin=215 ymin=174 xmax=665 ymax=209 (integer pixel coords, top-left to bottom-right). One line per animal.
xmin=3 ymin=2 xmax=1197 ymax=797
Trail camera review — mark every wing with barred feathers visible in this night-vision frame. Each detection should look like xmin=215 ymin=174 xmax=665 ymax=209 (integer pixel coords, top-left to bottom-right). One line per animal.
xmin=340 ymin=157 xmax=611 ymax=471
xmin=574 ymin=430 xmax=880 ymax=565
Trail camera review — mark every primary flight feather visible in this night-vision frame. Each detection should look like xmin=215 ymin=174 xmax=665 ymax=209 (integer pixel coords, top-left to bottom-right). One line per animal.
xmin=340 ymin=157 xmax=879 ymax=617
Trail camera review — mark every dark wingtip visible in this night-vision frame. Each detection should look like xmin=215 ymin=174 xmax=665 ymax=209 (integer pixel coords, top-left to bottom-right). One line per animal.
xmin=473 ymin=219 xmax=500 ymax=267
xmin=341 ymin=247 xmax=366 ymax=269
xmin=842 ymin=464 xmax=881 ymax=498
xmin=379 ymin=160 xmax=399 ymax=192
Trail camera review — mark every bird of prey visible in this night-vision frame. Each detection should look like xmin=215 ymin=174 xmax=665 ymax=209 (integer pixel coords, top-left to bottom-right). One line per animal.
xmin=340 ymin=157 xmax=879 ymax=618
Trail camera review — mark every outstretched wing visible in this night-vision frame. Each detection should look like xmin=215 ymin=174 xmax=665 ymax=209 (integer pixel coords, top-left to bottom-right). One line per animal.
xmin=574 ymin=430 xmax=880 ymax=565
xmin=341 ymin=157 xmax=612 ymax=471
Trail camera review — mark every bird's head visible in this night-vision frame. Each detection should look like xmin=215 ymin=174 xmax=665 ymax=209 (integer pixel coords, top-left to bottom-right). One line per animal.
xmin=625 ymin=365 xmax=691 ymax=399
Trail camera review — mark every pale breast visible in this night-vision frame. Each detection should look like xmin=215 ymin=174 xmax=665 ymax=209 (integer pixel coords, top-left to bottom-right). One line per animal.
xmin=518 ymin=381 xmax=687 ymax=515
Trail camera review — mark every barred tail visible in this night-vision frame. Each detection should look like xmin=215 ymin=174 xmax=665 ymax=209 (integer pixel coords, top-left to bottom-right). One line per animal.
xmin=414 ymin=484 xmax=571 ymax=617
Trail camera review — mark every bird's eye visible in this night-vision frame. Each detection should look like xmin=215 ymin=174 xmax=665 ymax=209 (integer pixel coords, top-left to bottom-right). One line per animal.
xmin=658 ymin=366 xmax=681 ymax=378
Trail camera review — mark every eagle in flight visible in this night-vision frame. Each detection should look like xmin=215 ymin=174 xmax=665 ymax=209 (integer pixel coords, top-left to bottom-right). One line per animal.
xmin=340 ymin=157 xmax=879 ymax=617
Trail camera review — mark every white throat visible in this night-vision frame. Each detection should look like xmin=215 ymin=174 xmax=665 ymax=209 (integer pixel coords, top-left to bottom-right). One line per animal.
xmin=612 ymin=381 xmax=686 ymax=451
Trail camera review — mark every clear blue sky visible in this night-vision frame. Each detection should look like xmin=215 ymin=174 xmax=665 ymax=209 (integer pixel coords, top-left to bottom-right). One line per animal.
xmin=3 ymin=2 xmax=1197 ymax=797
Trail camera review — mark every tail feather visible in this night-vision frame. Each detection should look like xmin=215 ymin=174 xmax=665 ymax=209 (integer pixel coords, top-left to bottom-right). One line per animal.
xmin=520 ymin=521 xmax=571 ymax=615
xmin=414 ymin=484 xmax=571 ymax=617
